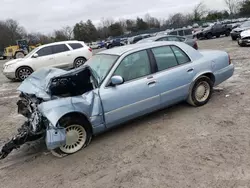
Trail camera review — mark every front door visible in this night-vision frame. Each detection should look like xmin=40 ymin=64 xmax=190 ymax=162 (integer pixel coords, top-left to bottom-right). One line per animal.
xmin=31 ymin=46 xmax=56 ymax=70
xmin=99 ymin=50 xmax=160 ymax=128
xmin=150 ymin=45 xmax=196 ymax=107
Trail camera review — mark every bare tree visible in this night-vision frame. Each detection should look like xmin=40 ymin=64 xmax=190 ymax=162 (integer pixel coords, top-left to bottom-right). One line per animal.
xmin=224 ymin=0 xmax=241 ymax=15
xmin=62 ymin=26 xmax=73 ymax=40
xmin=193 ymin=1 xmax=207 ymax=21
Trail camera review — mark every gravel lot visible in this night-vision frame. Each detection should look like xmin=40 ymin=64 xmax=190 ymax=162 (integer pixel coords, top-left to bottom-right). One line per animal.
xmin=0 ymin=37 xmax=250 ymax=188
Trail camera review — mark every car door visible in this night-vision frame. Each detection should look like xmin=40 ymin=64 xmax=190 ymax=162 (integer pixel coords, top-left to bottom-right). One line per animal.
xmin=31 ymin=46 xmax=55 ymax=70
xmin=51 ymin=44 xmax=72 ymax=69
xmin=99 ymin=50 xmax=161 ymax=128
xmin=150 ymin=45 xmax=196 ymax=107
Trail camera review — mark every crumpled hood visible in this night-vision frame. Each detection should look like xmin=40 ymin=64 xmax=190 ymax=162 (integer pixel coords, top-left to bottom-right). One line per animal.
xmin=17 ymin=67 xmax=67 ymax=100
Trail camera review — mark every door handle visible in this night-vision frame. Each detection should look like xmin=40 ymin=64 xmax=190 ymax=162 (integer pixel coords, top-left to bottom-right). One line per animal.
xmin=187 ymin=68 xmax=194 ymax=72
xmin=147 ymin=80 xmax=157 ymax=85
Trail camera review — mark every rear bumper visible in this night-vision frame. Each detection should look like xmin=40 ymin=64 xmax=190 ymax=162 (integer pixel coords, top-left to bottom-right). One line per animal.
xmin=214 ymin=64 xmax=234 ymax=86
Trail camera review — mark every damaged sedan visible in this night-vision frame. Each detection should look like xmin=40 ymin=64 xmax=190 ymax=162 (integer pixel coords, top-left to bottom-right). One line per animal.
xmin=0 ymin=42 xmax=234 ymax=159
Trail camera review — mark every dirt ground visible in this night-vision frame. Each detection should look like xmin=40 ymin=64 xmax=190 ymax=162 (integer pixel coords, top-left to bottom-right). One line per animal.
xmin=0 ymin=37 xmax=250 ymax=188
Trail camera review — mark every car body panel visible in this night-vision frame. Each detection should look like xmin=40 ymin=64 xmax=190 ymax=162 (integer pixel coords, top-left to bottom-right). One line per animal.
xmin=17 ymin=42 xmax=234 ymax=143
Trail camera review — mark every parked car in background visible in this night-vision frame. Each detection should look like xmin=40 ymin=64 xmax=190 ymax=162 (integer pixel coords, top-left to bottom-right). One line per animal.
xmin=3 ymin=41 xmax=92 ymax=81
xmin=194 ymin=23 xmax=232 ymax=39
xmin=0 ymin=41 xmax=234 ymax=159
xmin=89 ymin=42 xmax=99 ymax=49
xmin=231 ymin=21 xmax=250 ymax=40
xmin=128 ymin=34 xmax=152 ymax=44
xmin=165 ymin=28 xmax=193 ymax=38
xmin=137 ymin=35 xmax=198 ymax=49
xmin=238 ymin=29 xmax=250 ymax=47
xmin=105 ymin=38 xmax=125 ymax=49
xmin=98 ymin=41 xmax=105 ymax=48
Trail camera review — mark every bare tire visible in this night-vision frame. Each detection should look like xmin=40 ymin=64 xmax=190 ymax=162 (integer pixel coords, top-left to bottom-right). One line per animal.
xmin=15 ymin=52 xmax=25 ymax=59
xmin=52 ymin=116 xmax=92 ymax=156
xmin=74 ymin=57 xmax=87 ymax=68
xmin=16 ymin=66 xmax=33 ymax=81
xmin=187 ymin=76 xmax=213 ymax=107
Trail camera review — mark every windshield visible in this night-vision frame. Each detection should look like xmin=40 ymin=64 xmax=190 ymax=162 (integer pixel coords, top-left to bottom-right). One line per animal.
xmin=85 ymin=54 xmax=119 ymax=84
xmin=137 ymin=39 xmax=154 ymax=44
xmin=240 ymin=21 xmax=250 ymax=28
xmin=24 ymin=47 xmax=39 ymax=58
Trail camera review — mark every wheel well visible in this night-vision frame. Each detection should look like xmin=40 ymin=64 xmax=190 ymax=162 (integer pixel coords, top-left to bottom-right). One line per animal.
xmin=203 ymin=73 xmax=215 ymax=85
xmin=58 ymin=112 xmax=93 ymax=134
xmin=74 ymin=56 xmax=87 ymax=62
xmin=15 ymin=66 xmax=34 ymax=78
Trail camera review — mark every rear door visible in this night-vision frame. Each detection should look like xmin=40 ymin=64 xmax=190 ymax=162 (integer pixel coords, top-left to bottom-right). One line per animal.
xmin=31 ymin=46 xmax=55 ymax=70
xmin=51 ymin=44 xmax=72 ymax=69
xmin=150 ymin=45 xmax=196 ymax=107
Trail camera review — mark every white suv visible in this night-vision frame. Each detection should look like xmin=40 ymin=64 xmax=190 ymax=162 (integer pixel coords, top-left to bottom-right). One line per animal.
xmin=3 ymin=41 xmax=93 ymax=81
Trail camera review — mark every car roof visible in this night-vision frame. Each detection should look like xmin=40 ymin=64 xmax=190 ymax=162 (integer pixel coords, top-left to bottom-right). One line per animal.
xmin=98 ymin=41 xmax=185 ymax=56
xmin=40 ymin=40 xmax=83 ymax=48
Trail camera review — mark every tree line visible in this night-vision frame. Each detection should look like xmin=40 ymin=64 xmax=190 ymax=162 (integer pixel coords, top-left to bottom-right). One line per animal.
xmin=0 ymin=0 xmax=249 ymax=50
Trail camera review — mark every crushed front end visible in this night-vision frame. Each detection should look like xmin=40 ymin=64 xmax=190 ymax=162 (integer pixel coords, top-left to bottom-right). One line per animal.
xmin=0 ymin=93 xmax=47 ymax=159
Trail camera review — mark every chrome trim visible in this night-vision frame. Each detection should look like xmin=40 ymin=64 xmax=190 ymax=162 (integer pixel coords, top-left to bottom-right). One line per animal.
xmin=105 ymin=95 xmax=159 ymax=115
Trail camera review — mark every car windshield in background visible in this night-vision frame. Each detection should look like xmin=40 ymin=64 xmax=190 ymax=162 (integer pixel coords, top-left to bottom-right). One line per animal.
xmin=137 ymin=39 xmax=154 ymax=43
xmin=240 ymin=21 xmax=250 ymax=27
xmin=24 ymin=47 xmax=39 ymax=58
xmin=85 ymin=54 xmax=119 ymax=83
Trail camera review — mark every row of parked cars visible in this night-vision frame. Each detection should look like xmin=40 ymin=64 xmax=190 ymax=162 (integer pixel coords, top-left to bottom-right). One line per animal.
xmin=0 ymin=36 xmax=234 ymax=159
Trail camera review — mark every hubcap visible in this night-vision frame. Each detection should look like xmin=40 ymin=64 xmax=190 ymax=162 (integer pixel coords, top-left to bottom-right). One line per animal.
xmin=75 ymin=59 xmax=86 ymax=68
xmin=195 ymin=81 xmax=210 ymax=102
xmin=60 ymin=124 xmax=86 ymax=154
xmin=18 ymin=68 xmax=32 ymax=80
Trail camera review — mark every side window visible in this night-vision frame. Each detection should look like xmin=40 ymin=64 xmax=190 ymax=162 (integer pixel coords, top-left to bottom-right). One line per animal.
xmin=171 ymin=46 xmax=191 ymax=65
xmin=169 ymin=31 xmax=177 ymax=35
xmin=178 ymin=30 xmax=184 ymax=36
xmin=68 ymin=43 xmax=83 ymax=49
xmin=184 ymin=29 xmax=192 ymax=36
xmin=36 ymin=46 xmax=53 ymax=57
xmin=52 ymin=44 xmax=70 ymax=54
xmin=113 ymin=50 xmax=151 ymax=82
xmin=152 ymin=46 xmax=178 ymax=71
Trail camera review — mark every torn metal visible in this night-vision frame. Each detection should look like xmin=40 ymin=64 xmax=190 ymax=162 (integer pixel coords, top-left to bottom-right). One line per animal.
xmin=0 ymin=65 xmax=104 ymax=159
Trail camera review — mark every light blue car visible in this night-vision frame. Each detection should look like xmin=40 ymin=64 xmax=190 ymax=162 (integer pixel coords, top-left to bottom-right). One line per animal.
xmin=0 ymin=42 xmax=234 ymax=159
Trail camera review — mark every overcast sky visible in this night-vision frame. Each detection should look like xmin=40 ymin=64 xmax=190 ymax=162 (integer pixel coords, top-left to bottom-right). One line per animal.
xmin=1 ymin=0 xmax=227 ymax=34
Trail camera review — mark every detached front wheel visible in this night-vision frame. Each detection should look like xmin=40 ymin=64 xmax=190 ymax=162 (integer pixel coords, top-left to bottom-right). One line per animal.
xmin=187 ymin=76 xmax=213 ymax=107
xmin=52 ymin=116 xmax=92 ymax=156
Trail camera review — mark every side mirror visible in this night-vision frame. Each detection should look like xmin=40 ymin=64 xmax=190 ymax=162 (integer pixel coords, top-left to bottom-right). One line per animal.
xmin=111 ymin=75 xmax=124 ymax=86
xmin=32 ymin=53 xmax=38 ymax=58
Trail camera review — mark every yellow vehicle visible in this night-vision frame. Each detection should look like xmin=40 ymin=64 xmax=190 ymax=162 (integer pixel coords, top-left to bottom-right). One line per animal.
xmin=3 ymin=39 xmax=41 ymax=59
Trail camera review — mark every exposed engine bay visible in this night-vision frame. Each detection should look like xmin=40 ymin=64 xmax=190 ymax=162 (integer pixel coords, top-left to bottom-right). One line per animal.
xmin=0 ymin=66 xmax=97 ymax=159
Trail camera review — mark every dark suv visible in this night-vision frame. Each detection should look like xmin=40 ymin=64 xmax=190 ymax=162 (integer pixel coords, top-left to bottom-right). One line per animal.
xmin=194 ymin=23 xmax=232 ymax=39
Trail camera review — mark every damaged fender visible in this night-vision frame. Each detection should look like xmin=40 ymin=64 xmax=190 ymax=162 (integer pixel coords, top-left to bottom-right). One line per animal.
xmin=38 ymin=90 xmax=105 ymax=134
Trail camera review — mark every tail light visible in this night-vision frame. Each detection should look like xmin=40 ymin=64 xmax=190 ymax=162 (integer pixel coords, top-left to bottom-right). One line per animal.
xmin=88 ymin=47 xmax=92 ymax=52
xmin=228 ymin=54 xmax=231 ymax=65
xmin=193 ymin=42 xmax=198 ymax=50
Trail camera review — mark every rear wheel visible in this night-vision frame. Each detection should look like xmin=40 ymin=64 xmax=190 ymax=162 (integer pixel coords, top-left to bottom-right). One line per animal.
xmin=187 ymin=76 xmax=213 ymax=107
xmin=73 ymin=57 xmax=87 ymax=68
xmin=16 ymin=66 xmax=33 ymax=81
xmin=15 ymin=51 xmax=25 ymax=59
xmin=52 ymin=116 xmax=92 ymax=157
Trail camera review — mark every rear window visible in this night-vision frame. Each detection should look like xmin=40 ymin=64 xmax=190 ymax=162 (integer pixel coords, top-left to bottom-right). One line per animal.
xmin=68 ymin=43 xmax=83 ymax=49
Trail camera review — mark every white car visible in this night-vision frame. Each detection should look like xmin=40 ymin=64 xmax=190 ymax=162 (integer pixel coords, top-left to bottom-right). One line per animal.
xmin=3 ymin=41 xmax=93 ymax=81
